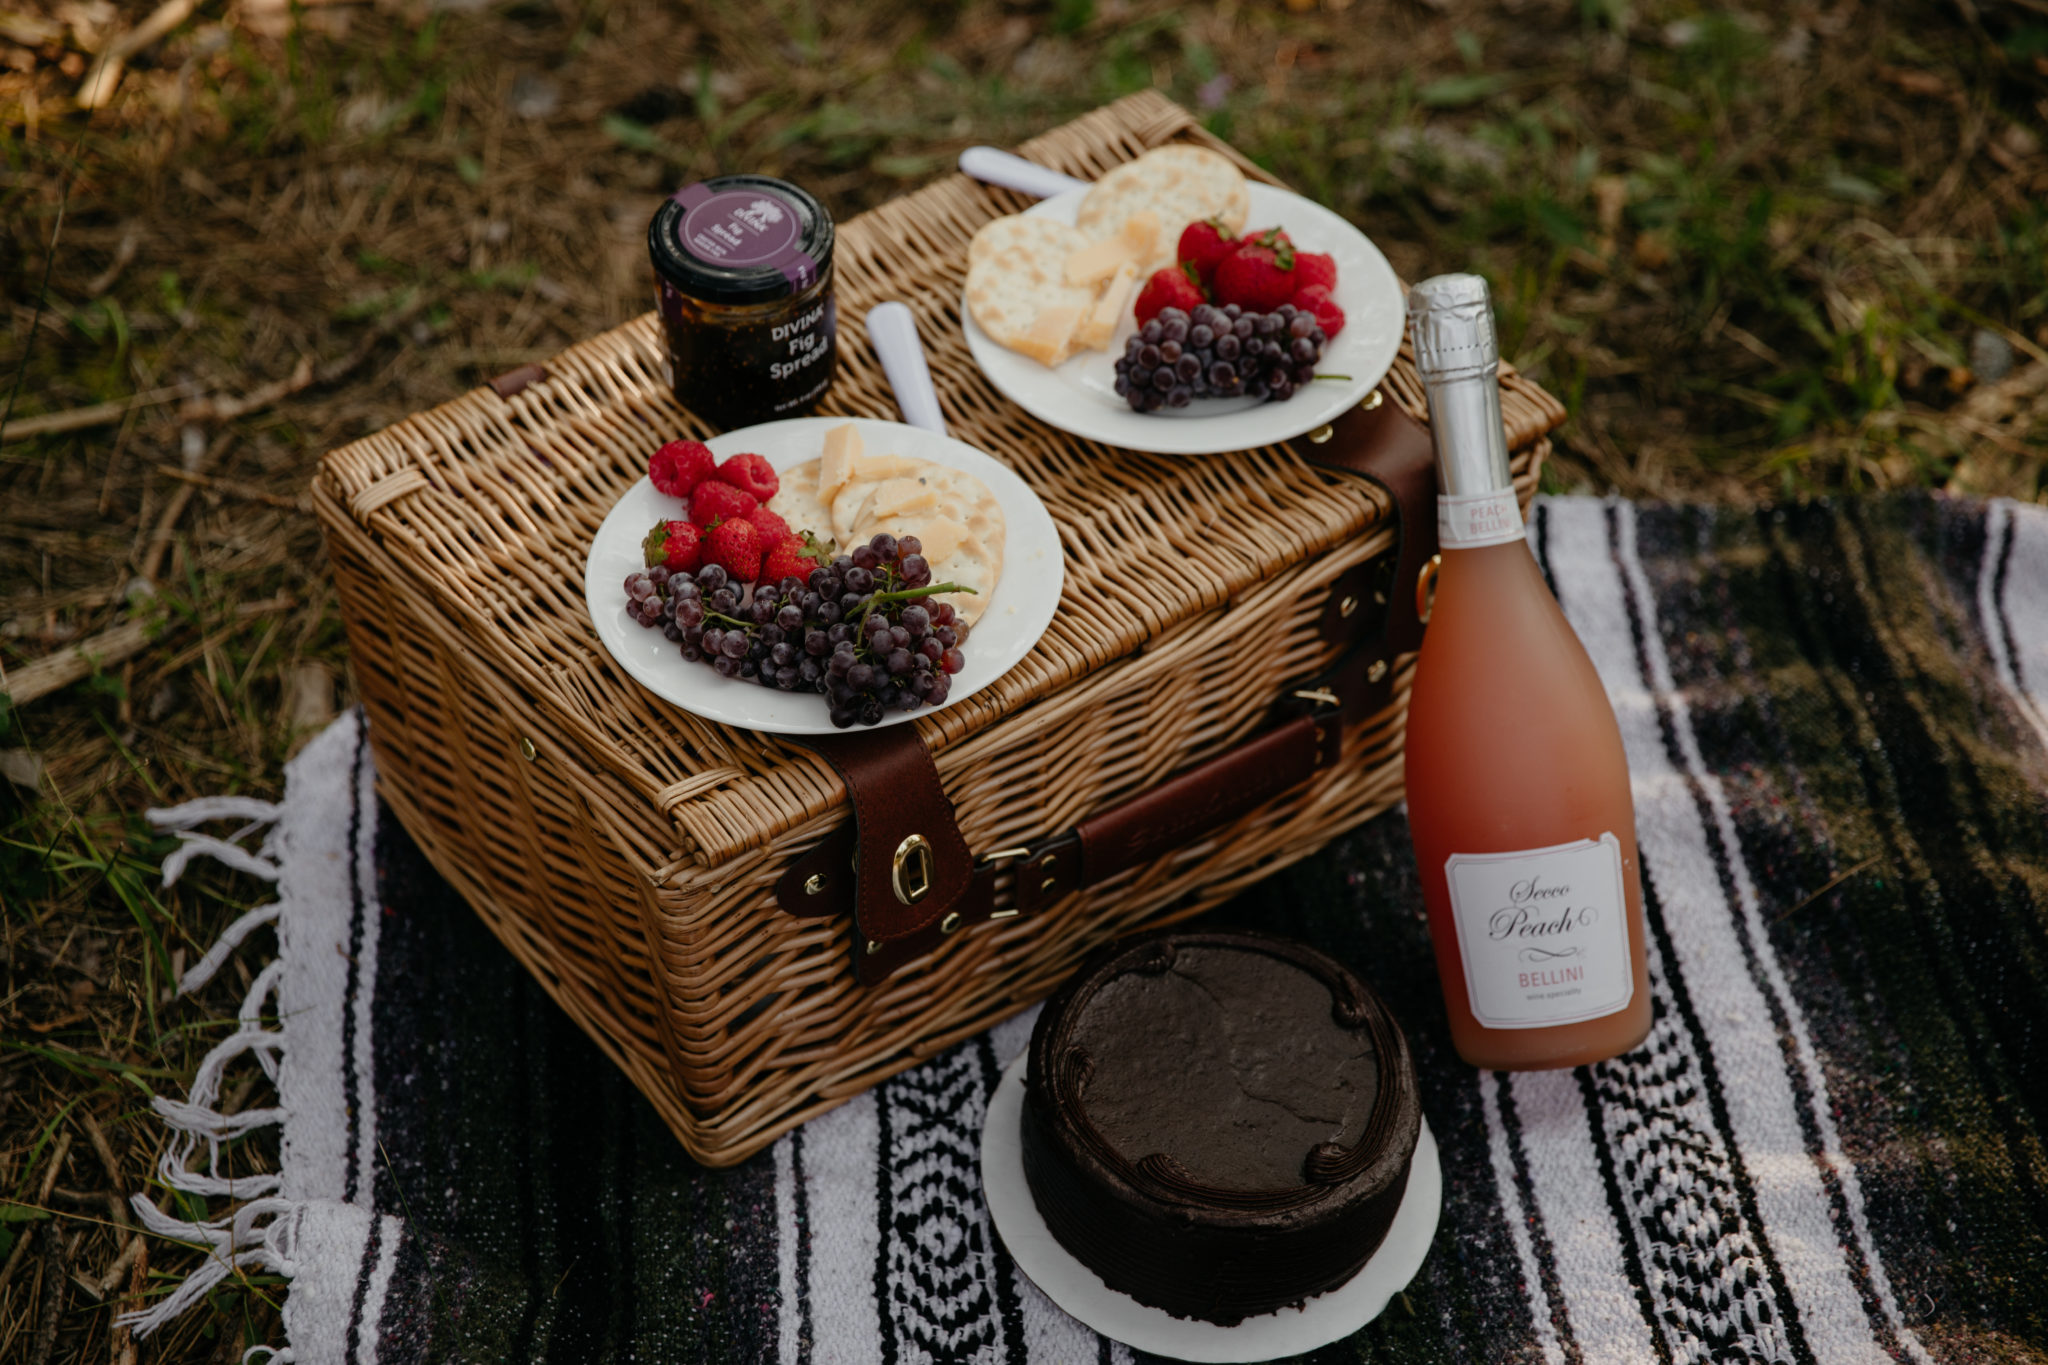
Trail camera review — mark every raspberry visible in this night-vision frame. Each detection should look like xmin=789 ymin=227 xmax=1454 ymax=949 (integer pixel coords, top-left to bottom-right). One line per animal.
xmin=1213 ymin=230 xmax=1299 ymax=312
xmin=690 ymin=479 xmax=758 ymax=528
xmin=1292 ymin=251 xmax=1338 ymax=295
xmin=1176 ymin=218 xmax=1238 ymax=286
xmin=702 ymin=517 xmax=764 ymax=583
xmin=744 ymin=505 xmax=791 ymax=544
xmin=649 ymin=439 xmax=716 ymax=498
xmin=716 ymin=452 xmax=779 ymax=503
xmin=642 ymin=519 xmax=702 ymax=574
xmin=1134 ymin=263 xmax=1208 ymax=325
xmin=760 ymin=533 xmax=821 ymax=584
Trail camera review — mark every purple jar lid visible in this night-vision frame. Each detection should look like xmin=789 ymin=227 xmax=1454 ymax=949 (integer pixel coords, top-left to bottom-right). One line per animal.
xmin=648 ymin=175 xmax=833 ymax=305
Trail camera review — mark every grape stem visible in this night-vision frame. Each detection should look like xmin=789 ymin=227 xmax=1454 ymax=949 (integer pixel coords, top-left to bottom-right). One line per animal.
xmin=1314 ymin=373 xmax=1354 ymax=381
xmin=855 ymin=579 xmax=976 ymax=630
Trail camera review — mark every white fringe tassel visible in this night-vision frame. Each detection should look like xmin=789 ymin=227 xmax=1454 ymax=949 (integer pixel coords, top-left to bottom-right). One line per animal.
xmin=123 ymin=800 xmax=299 ymax=1340
xmin=148 ymin=797 xmax=283 ymax=888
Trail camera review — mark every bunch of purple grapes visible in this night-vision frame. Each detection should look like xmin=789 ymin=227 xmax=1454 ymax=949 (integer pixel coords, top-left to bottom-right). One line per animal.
xmin=623 ymin=532 xmax=970 ymax=728
xmin=1113 ymin=303 xmax=1328 ymax=412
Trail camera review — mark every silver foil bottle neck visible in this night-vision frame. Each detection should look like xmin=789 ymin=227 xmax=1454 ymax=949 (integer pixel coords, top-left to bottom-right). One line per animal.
xmin=1407 ymin=273 xmax=1513 ymax=499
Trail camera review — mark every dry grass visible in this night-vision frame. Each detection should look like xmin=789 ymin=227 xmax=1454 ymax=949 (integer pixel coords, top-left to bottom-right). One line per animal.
xmin=1 ymin=0 xmax=2044 ymax=1359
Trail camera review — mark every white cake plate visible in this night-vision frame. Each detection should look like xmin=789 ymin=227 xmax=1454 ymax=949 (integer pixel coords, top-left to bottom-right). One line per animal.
xmin=980 ymin=1051 xmax=1442 ymax=1363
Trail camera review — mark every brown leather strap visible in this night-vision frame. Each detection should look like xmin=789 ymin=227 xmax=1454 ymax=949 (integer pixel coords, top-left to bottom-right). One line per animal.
xmin=795 ymin=729 xmax=974 ymax=976
xmin=774 ymin=389 xmax=1439 ymax=983
xmin=1304 ymin=395 xmax=1438 ymax=659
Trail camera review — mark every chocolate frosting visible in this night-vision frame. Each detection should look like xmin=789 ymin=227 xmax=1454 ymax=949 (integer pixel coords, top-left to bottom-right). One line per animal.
xmin=1020 ymin=930 xmax=1421 ymax=1325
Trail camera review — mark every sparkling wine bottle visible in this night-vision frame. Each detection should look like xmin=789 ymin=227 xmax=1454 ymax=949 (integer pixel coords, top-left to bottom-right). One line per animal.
xmin=1402 ymin=274 xmax=1652 ymax=1070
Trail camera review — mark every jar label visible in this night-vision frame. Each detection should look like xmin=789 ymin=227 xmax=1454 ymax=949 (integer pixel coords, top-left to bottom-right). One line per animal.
xmin=1438 ymin=489 xmax=1525 ymax=548
xmin=1445 ymin=834 xmax=1634 ymax=1029
xmin=673 ymin=185 xmax=818 ymax=288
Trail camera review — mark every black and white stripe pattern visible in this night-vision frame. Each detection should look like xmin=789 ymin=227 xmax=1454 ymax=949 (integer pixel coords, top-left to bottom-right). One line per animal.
xmin=1500 ymin=498 xmax=1934 ymax=1365
xmin=148 ymin=495 xmax=2048 ymax=1364
xmin=1979 ymin=499 xmax=2048 ymax=752
xmin=774 ymin=1011 xmax=1127 ymax=1365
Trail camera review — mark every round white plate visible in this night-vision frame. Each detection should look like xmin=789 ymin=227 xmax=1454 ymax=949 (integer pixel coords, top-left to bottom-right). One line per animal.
xmin=583 ymin=417 xmax=1064 ymax=736
xmin=962 ymin=182 xmax=1406 ymax=456
xmin=981 ymin=1052 xmax=1441 ymax=1363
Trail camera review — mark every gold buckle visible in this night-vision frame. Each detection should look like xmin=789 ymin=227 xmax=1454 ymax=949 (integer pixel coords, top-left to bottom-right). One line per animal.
xmin=891 ymin=833 xmax=935 ymax=905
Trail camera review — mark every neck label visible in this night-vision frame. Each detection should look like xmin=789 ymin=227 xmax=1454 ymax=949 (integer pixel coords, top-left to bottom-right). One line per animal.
xmin=1439 ymin=489 xmax=1525 ymax=548
xmin=1446 ymin=833 xmax=1634 ymax=1029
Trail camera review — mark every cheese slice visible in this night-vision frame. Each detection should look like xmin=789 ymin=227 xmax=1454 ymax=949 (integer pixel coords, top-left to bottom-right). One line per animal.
xmin=818 ymin=424 xmax=862 ymax=504
xmin=1074 ymin=260 xmax=1140 ymax=352
xmin=1062 ymin=210 xmax=1161 ymax=287
xmin=898 ymin=516 xmax=967 ymax=565
xmin=1011 ymin=302 xmax=1085 ymax=368
xmin=866 ymin=478 xmax=943 ymax=521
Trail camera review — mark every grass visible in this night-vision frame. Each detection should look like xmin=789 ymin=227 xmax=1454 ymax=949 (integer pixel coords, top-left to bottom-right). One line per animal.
xmin=1 ymin=0 xmax=2044 ymax=1359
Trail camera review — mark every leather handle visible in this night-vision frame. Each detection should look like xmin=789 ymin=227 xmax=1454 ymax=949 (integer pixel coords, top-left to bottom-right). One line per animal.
xmin=793 ymin=728 xmax=981 ymax=982
xmin=773 ymin=389 xmax=1440 ymax=983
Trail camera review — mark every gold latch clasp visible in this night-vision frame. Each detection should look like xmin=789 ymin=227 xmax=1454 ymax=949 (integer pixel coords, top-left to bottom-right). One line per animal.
xmin=891 ymin=833 xmax=935 ymax=905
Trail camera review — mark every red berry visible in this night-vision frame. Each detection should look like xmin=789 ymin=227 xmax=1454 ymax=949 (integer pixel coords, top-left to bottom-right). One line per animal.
xmin=1213 ymin=230 xmax=1299 ymax=312
xmin=702 ymin=517 xmax=764 ymax=583
xmin=1133 ymin=263 xmax=1208 ymax=325
xmin=1292 ymin=284 xmax=1346 ymax=339
xmin=641 ymin=519 xmax=702 ymax=574
xmin=744 ymin=505 xmax=791 ymax=544
xmin=649 ymin=439 xmax=716 ymax=498
xmin=715 ymin=452 xmax=779 ymax=503
xmin=1177 ymin=218 xmax=1238 ymax=285
xmin=760 ymin=533 xmax=820 ymax=584
xmin=690 ymin=479 xmax=758 ymax=528
xmin=1293 ymin=251 xmax=1338 ymax=294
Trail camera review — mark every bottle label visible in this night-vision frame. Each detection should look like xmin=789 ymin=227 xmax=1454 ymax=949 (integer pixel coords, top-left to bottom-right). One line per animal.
xmin=1438 ymin=489 xmax=1525 ymax=548
xmin=1445 ymin=834 xmax=1633 ymax=1029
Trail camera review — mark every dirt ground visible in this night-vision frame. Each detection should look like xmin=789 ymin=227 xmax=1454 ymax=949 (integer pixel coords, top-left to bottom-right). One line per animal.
xmin=1 ymin=0 xmax=2044 ymax=1359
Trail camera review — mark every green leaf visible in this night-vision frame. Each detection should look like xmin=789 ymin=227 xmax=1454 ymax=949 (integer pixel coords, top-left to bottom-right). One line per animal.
xmin=1419 ymin=73 xmax=1512 ymax=107
xmin=455 ymin=153 xmax=483 ymax=186
xmin=602 ymin=115 xmax=664 ymax=153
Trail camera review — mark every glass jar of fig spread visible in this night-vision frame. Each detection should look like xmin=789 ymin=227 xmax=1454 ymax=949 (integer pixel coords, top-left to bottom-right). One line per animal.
xmin=647 ymin=175 xmax=837 ymax=430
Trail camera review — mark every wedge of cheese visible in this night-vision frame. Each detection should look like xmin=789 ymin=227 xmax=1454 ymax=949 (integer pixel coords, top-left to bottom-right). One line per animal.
xmin=1062 ymin=210 xmax=1161 ymax=286
xmin=1010 ymin=301 xmax=1085 ymax=368
xmin=1074 ymin=260 xmax=1140 ymax=353
xmin=817 ymin=423 xmax=862 ymax=504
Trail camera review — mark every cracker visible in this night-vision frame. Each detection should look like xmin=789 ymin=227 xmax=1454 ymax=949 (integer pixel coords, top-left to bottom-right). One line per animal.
xmin=1075 ymin=145 xmax=1249 ymax=246
xmin=967 ymin=214 xmax=1088 ymax=270
xmin=964 ymin=241 xmax=1097 ymax=361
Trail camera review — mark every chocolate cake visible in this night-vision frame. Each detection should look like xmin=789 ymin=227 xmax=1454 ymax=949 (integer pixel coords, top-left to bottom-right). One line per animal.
xmin=1020 ymin=930 xmax=1420 ymax=1325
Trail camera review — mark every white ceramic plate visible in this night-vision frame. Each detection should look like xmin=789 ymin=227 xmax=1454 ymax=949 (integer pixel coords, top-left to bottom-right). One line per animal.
xmin=981 ymin=1051 xmax=1442 ymax=1363
xmin=583 ymin=417 xmax=1063 ymax=736
xmin=962 ymin=182 xmax=1406 ymax=456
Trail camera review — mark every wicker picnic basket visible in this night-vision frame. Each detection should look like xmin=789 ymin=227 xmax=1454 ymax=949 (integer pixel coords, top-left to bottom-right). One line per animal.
xmin=313 ymin=91 xmax=1564 ymax=1167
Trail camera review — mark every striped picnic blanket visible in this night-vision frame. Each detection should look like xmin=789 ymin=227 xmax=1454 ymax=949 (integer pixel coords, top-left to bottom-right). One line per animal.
xmin=128 ymin=495 xmax=2048 ymax=1364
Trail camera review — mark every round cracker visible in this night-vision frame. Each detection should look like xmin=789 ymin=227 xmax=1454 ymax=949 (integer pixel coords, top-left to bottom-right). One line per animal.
xmin=968 ymin=214 xmax=1088 ymax=269
xmin=963 ymin=242 xmax=1096 ymax=356
xmin=1075 ymin=145 xmax=1250 ymax=243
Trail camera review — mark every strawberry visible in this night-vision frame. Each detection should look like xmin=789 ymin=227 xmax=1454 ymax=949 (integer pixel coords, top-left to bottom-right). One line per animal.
xmin=1133 ymin=263 xmax=1208 ymax=325
xmin=1213 ymin=229 xmax=1299 ymax=312
xmin=649 ymin=439 xmax=716 ymax=498
xmin=1241 ymin=227 xmax=1293 ymax=248
xmin=1292 ymin=284 xmax=1346 ymax=339
xmin=716 ymin=452 xmax=779 ymax=502
xmin=689 ymin=479 xmax=758 ymax=528
xmin=744 ymin=505 xmax=791 ymax=544
xmin=642 ymin=518 xmax=702 ymax=574
xmin=702 ymin=517 xmax=764 ymax=582
xmin=1292 ymin=251 xmax=1338 ymax=295
xmin=1176 ymin=218 xmax=1238 ymax=285
xmin=760 ymin=533 xmax=823 ymax=585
